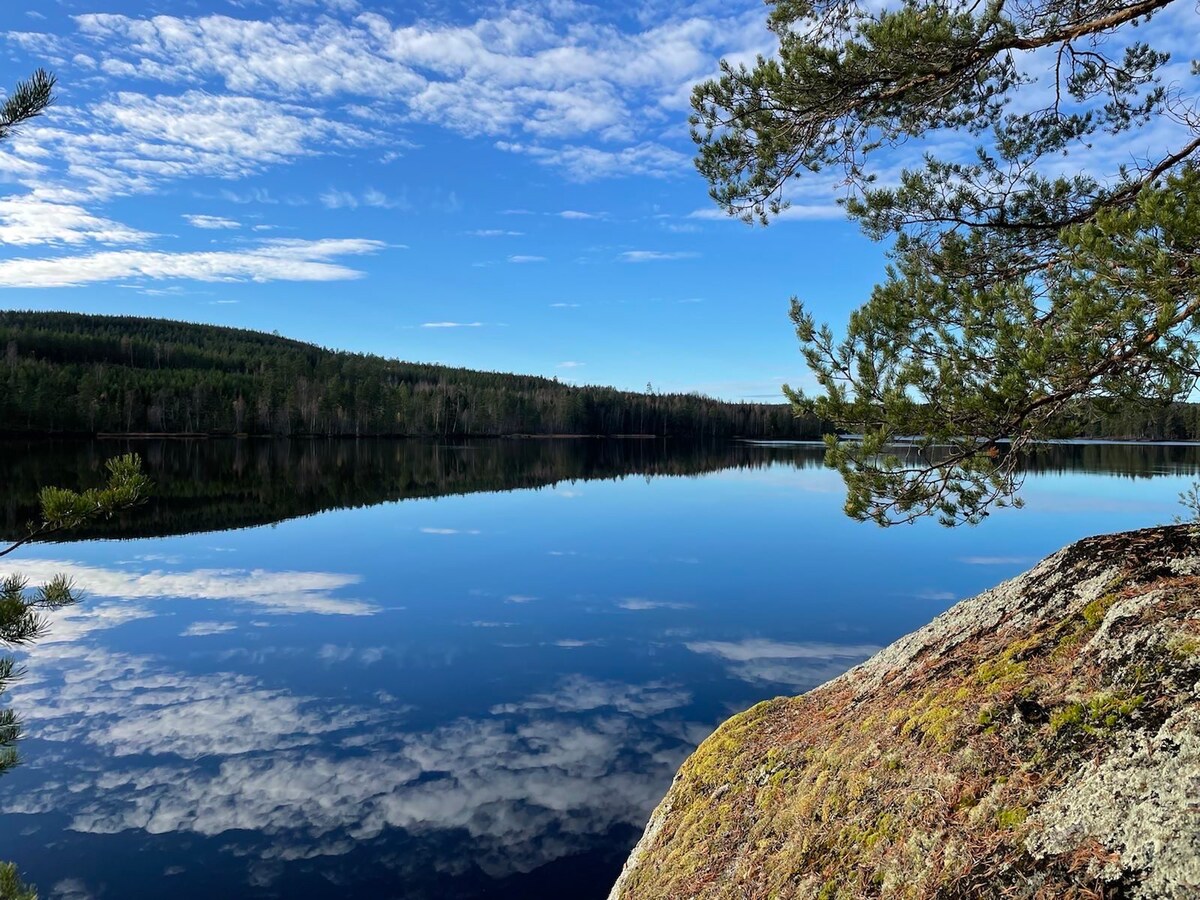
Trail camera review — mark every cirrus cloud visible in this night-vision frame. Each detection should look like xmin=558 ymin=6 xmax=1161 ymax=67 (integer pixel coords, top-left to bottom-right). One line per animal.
xmin=619 ymin=249 xmax=698 ymax=262
xmin=183 ymin=214 xmax=240 ymax=229
xmin=0 ymin=238 xmax=388 ymax=288
xmin=0 ymin=196 xmax=153 ymax=246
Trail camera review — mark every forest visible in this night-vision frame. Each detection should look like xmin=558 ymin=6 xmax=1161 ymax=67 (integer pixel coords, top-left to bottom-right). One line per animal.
xmin=0 ymin=311 xmax=825 ymax=439
xmin=3 ymin=311 xmax=1199 ymax=441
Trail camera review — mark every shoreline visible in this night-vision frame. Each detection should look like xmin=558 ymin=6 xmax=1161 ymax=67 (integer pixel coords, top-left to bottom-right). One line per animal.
xmin=3 ymin=432 xmax=704 ymax=441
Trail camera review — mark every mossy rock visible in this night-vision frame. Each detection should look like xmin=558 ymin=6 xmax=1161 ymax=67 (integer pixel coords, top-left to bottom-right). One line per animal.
xmin=610 ymin=525 xmax=1200 ymax=900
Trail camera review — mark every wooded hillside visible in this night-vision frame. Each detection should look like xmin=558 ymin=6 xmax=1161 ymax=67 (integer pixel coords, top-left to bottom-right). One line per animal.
xmin=3 ymin=312 xmax=1196 ymax=441
xmin=0 ymin=312 xmax=823 ymax=438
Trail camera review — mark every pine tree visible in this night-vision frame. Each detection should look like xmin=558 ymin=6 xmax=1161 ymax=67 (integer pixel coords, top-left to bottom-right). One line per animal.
xmin=692 ymin=0 xmax=1200 ymax=524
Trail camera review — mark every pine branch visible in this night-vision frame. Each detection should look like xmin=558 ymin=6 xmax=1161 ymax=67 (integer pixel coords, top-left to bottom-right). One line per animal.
xmin=0 ymin=68 xmax=56 ymax=144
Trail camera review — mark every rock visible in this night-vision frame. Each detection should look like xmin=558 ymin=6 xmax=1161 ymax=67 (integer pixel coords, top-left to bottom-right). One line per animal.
xmin=609 ymin=525 xmax=1200 ymax=899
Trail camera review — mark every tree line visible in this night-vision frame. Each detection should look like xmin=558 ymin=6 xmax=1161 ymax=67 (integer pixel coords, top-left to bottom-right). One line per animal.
xmin=0 ymin=311 xmax=827 ymax=439
xmin=3 ymin=312 xmax=1196 ymax=442
xmin=1063 ymin=402 xmax=1200 ymax=443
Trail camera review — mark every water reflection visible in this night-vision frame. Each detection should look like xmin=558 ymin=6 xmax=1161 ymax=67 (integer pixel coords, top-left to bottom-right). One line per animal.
xmin=0 ymin=438 xmax=824 ymax=542
xmin=684 ymin=639 xmax=883 ymax=690
xmin=0 ymin=558 xmax=372 ymax=617
xmin=0 ymin=438 xmax=1198 ymax=899
xmin=4 ymin=437 xmax=1197 ymax=543
xmin=6 ymin=635 xmax=701 ymax=897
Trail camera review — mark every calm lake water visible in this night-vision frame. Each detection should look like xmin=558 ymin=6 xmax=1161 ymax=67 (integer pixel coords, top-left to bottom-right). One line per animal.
xmin=0 ymin=438 xmax=1197 ymax=899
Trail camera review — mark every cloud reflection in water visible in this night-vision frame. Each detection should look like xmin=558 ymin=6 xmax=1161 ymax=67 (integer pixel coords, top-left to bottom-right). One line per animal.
xmin=0 ymin=559 xmax=374 ymax=616
xmin=685 ymin=638 xmax=881 ymax=690
xmin=6 ymin=631 xmax=704 ymax=885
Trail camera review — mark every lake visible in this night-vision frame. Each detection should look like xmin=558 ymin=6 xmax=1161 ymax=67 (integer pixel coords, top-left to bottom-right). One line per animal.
xmin=0 ymin=438 xmax=1196 ymax=899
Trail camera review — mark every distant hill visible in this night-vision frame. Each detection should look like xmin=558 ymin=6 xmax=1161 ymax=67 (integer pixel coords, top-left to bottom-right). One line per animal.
xmin=0 ymin=311 xmax=826 ymax=438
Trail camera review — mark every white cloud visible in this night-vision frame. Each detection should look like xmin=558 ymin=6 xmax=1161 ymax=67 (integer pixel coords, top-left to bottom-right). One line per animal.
xmin=3 ymin=31 xmax=61 ymax=55
xmin=0 ymin=196 xmax=152 ymax=246
xmin=497 ymin=140 xmax=690 ymax=180
xmin=220 ymin=187 xmax=286 ymax=205
xmin=468 ymin=229 xmax=523 ymax=236
xmin=0 ymin=0 xmax=782 ymax=295
xmin=0 ymin=89 xmax=380 ymax=265
xmin=49 ymin=91 xmax=376 ymax=201
xmin=320 ymin=187 xmax=408 ymax=210
xmin=0 ymin=148 xmax=48 ymax=180
xmin=48 ymin=879 xmax=91 ymax=900
xmin=619 ymin=249 xmax=698 ymax=262
xmin=688 ymin=203 xmax=845 ymax=221
xmin=420 ymin=527 xmax=482 ymax=534
xmin=0 ymin=238 xmax=386 ymax=288
xmin=418 ymin=322 xmax=484 ymax=329
xmin=320 ymin=189 xmax=358 ymax=209
xmin=556 ymin=361 xmax=585 ymax=368
xmin=183 ymin=214 xmax=240 ymax=229
xmin=71 ymin=9 xmax=767 ymax=152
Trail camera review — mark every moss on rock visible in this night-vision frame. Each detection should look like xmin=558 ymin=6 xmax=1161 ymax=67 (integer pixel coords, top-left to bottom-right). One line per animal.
xmin=610 ymin=526 xmax=1200 ymax=900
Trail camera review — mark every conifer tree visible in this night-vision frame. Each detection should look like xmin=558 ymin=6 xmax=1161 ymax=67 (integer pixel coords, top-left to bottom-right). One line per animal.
xmin=692 ymin=0 xmax=1200 ymax=524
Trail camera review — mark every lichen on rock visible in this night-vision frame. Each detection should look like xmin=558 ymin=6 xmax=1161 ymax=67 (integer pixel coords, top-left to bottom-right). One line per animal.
xmin=609 ymin=525 xmax=1200 ymax=899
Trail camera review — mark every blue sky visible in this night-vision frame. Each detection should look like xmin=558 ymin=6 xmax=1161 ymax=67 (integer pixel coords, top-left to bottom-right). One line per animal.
xmin=1 ymin=0 xmax=1193 ymax=400
xmin=0 ymin=0 xmax=893 ymax=400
